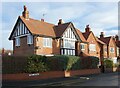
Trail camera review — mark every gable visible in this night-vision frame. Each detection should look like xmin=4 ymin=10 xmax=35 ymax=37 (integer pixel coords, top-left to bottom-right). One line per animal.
xmin=9 ymin=17 xmax=31 ymax=40
xmin=61 ymin=23 xmax=81 ymax=41
xmin=87 ymin=32 xmax=101 ymax=49
xmin=62 ymin=27 xmax=77 ymax=40
xmin=109 ymin=37 xmax=116 ymax=47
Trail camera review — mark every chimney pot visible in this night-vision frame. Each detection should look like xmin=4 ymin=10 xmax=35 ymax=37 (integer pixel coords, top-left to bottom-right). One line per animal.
xmin=58 ymin=19 xmax=63 ymax=25
xmin=115 ymin=35 xmax=119 ymax=41
xmin=100 ymin=32 xmax=104 ymax=38
xmin=85 ymin=24 xmax=90 ymax=32
xmin=22 ymin=5 xmax=29 ymax=19
xmin=41 ymin=19 xmax=44 ymax=22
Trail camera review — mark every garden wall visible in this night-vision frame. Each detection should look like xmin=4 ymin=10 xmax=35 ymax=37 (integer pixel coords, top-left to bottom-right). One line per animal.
xmin=3 ymin=69 xmax=100 ymax=81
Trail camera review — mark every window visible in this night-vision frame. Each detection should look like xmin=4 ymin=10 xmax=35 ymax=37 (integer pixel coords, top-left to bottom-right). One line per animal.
xmin=110 ymin=47 xmax=114 ymax=53
xmin=80 ymin=44 xmax=85 ymax=50
xmin=43 ymin=38 xmax=52 ymax=47
xmin=63 ymin=39 xmax=75 ymax=49
xmin=89 ymin=44 xmax=96 ymax=51
xmin=104 ymin=48 xmax=107 ymax=52
xmin=27 ymin=35 xmax=33 ymax=44
xmin=15 ymin=37 xmax=20 ymax=46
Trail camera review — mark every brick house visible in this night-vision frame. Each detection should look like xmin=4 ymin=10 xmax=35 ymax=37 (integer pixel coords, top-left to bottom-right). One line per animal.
xmin=114 ymin=35 xmax=120 ymax=57
xmin=9 ymin=6 xmax=88 ymax=56
xmin=99 ymin=32 xmax=117 ymax=62
xmin=82 ymin=25 xmax=101 ymax=58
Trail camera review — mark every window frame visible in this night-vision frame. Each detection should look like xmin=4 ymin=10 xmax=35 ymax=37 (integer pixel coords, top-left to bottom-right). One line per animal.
xmin=15 ymin=37 xmax=20 ymax=46
xmin=27 ymin=34 xmax=33 ymax=45
xmin=43 ymin=38 xmax=52 ymax=48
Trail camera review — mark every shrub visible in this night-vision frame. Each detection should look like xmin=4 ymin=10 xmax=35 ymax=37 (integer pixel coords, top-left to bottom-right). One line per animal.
xmin=90 ymin=56 xmax=99 ymax=69
xmin=104 ymin=59 xmax=113 ymax=68
xmin=46 ymin=55 xmax=81 ymax=71
xmin=24 ymin=55 xmax=49 ymax=73
xmin=81 ymin=56 xmax=99 ymax=69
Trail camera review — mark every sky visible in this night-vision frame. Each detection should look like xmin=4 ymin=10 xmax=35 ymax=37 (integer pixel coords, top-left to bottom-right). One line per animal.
xmin=1 ymin=1 xmax=119 ymax=50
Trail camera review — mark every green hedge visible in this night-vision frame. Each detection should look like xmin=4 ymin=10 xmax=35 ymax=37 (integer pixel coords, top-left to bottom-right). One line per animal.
xmin=3 ymin=55 xmax=99 ymax=74
xmin=104 ymin=59 xmax=113 ymax=68
xmin=24 ymin=55 xmax=49 ymax=73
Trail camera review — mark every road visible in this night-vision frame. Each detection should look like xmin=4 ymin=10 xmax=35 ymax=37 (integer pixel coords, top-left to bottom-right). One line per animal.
xmin=2 ymin=72 xmax=119 ymax=88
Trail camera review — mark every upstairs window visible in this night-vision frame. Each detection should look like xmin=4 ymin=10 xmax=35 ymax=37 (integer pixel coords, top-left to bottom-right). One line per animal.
xmin=89 ymin=44 xmax=96 ymax=51
xmin=43 ymin=38 xmax=52 ymax=48
xmin=80 ymin=44 xmax=85 ymax=50
xmin=15 ymin=37 xmax=20 ymax=46
xmin=110 ymin=47 xmax=114 ymax=53
xmin=27 ymin=35 xmax=33 ymax=45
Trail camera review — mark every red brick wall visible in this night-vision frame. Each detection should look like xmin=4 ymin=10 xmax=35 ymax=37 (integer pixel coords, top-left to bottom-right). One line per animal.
xmin=13 ymin=36 xmax=34 ymax=56
xmin=108 ymin=39 xmax=117 ymax=58
xmin=35 ymin=37 xmax=60 ymax=55
xmin=87 ymin=33 xmax=100 ymax=58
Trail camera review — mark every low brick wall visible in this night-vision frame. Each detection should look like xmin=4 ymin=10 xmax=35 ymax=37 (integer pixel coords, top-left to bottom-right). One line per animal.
xmin=3 ymin=69 xmax=101 ymax=81
xmin=65 ymin=69 xmax=100 ymax=77
xmin=105 ymin=67 xmax=117 ymax=73
xmin=3 ymin=71 xmax=65 ymax=81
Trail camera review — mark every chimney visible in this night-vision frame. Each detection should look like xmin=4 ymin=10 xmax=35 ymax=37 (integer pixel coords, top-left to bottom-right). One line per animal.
xmin=100 ymin=32 xmax=104 ymax=38
xmin=41 ymin=19 xmax=44 ymax=22
xmin=58 ymin=19 xmax=63 ymax=25
xmin=22 ymin=5 xmax=29 ymax=19
xmin=85 ymin=25 xmax=90 ymax=33
xmin=115 ymin=35 xmax=119 ymax=41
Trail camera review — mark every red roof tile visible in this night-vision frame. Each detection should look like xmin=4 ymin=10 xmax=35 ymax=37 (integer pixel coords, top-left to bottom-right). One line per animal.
xmin=76 ymin=29 xmax=87 ymax=42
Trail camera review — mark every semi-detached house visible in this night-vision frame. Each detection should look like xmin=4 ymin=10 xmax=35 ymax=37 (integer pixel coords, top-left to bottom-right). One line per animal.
xmin=9 ymin=6 xmax=88 ymax=56
xmin=9 ymin=6 xmax=119 ymax=62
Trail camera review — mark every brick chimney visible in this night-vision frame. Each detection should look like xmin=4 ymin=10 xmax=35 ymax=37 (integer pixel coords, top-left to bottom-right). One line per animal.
xmin=22 ymin=5 xmax=29 ymax=19
xmin=115 ymin=35 xmax=119 ymax=41
xmin=41 ymin=19 xmax=44 ymax=22
xmin=100 ymin=32 xmax=104 ymax=38
xmin=58 ymin=19 xmax=63 ymax=25
xmin=85 ymin=25 xmax=90 ymax=33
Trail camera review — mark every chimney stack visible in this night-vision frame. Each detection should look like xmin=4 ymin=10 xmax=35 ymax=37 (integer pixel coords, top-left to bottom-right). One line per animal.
xmin=58 ymin=19 xmax=63 ymax=25
xmin=22 ymin=5 xmax=29 ymax=19
xmin=100 ymin=32 xmax=104 ymax=38
xmin=41 ymin=19 xmax=44 ymax=22
xmin=115 ymin=35 xmax=119 ymax=41
xmin=85 ymin=25 xmax=90 ymax=33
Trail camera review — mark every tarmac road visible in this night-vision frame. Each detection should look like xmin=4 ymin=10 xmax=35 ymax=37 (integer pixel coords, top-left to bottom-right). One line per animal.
xmin=2 ymin=72 xmax=119 ymax=88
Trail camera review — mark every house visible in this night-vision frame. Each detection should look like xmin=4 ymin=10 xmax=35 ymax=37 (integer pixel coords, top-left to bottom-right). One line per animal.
xmin=9 ymin=5 xmax=88 ymax=56
xmin=99 ymin=32 xmax=117 ymax=63
xmin=82 ymin=25 xmax=101 ymax=58
xmin=114 ymin=35 xmax=120 ymax=57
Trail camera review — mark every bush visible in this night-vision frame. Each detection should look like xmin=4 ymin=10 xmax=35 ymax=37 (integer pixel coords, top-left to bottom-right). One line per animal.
xmin=81 ymin=56 xmax=99 ymax=69
xmin=46 ymin=55 xmax=81 ymax=71
xmin=90 ymin=56 xmax=99 ymax=68
xmin=24 ymin=55 xmax=49 ymax=73
xmin=104 ymin=59 xmax=113 ymax=68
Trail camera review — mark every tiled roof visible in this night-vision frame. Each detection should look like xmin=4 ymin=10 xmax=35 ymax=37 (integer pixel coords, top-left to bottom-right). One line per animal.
xmin=116 ymin=41 xmax=120 ymax=48
xmin=54 ymin=22 xmax=71 ymax=37
xmin=76 ymin=29 xmax=87 ymax=42
xmin=99 ymin=37 xmax=111 ymax=45
xmin=96 ymin=37 xmax=106 ymax=45
xmin=82 ymin=31 xmax=91 ymax=40
xmin=20 ymin=16 xmax=56 ymax=37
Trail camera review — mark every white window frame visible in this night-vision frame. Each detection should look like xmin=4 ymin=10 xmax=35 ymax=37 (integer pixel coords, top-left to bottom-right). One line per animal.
xmin=15 ymin=37 xmax=20 ymax=46
xmin=43 ymin=38 xmax=52 ymax=48
xmin=81 ymin=43 xmax=85 ymax=50
xmin=27 ymin=35 xmax=33 ymax=45
xmin=110 ymin=47 xmax=114 ymax=53
xmin=89 ymin=44 xmax=96 ymax=51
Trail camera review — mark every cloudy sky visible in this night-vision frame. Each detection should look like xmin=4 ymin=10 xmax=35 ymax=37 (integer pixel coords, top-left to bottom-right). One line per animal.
xmin=1 ymin=1 xmax=119 ymax=50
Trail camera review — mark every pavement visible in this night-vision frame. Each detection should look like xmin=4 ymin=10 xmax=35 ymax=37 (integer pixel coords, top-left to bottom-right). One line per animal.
xmin=2 ymin=72 xmax=120 ymax=88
